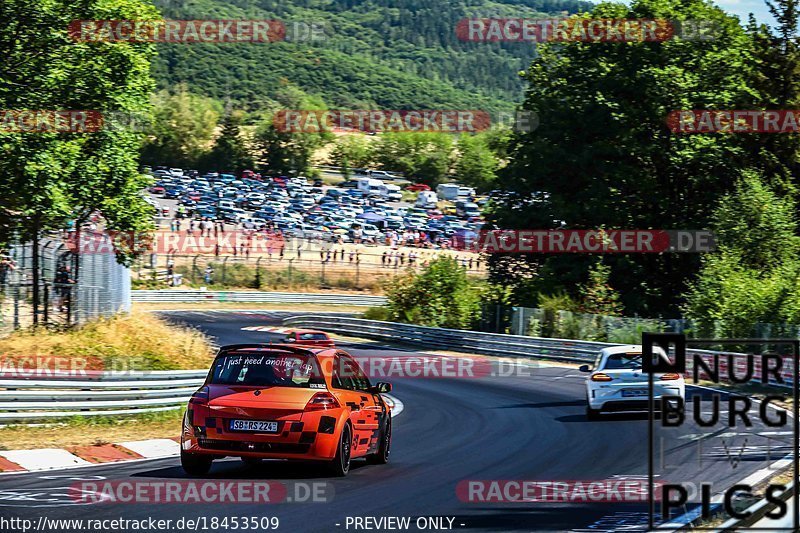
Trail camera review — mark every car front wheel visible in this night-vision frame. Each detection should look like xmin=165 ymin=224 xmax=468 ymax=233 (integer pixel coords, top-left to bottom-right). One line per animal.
xmin=327 ymin=423 xmax=352 ymax=477
xmin=367 ymin=419 xmax=391 ymax=465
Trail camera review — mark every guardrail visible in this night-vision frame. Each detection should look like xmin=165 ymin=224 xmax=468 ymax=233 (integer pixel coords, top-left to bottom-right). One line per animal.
xmin=281 ymin=316 xmax=798 ymax=385
xmin=0 ymin=370 xmax=206 ymax=422
xmin=132 ymin=290 xmax=387 ymax=306
xmin=283 ymin=315 xmax=611 ymax=362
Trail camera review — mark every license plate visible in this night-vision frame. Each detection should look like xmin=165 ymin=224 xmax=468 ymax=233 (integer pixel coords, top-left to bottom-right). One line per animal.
xmin=622 ymin=389 xmax=648 ymax=397
xmin=229 ymin=419 xmax=279 ymax=433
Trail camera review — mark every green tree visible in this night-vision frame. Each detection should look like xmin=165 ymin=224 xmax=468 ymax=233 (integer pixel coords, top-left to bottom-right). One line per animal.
xmin=139 ymin=85 xmax=221 ymax=168
xmin=684 ymin=173 xmax=800 ymax=336
xmin=330 ymin=135 xmax=375 ymax=174
xmin=385 ymin=256 xmax=483 ymax=329
xmin=201 ymin=110 xmax=253 ymax=173
xmin=252 ymin=120 xmax=331 ymax=177
xmin=372 ymin=132 xmax=453 ymax=185
xmin=0 ymin=0 xmax=158 ymax=321
xmin=578 ymin=261 xmax=623 ymax=316
xmin=489 ymin=0 xmax=760 ymax=315
xmin=742 ymin=0 xmax=800 ymax=194
xmin=251 ymin=88 xmax=332 ymax=176
xmin=453 ymin=133 xmax=499 ymax=192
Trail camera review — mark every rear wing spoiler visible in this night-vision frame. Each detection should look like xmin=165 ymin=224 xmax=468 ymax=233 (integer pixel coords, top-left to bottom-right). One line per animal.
xmin=214 ymin=343 xmax=319 ymax=360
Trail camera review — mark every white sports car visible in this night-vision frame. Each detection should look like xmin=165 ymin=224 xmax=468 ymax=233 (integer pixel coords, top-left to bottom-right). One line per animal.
xmin=581 ymin=345 xmax=685 ymax=419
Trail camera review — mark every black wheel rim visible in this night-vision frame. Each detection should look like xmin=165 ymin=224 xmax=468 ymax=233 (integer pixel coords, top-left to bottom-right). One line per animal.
xmin=341 ymin=428 xmax=351 ymax=471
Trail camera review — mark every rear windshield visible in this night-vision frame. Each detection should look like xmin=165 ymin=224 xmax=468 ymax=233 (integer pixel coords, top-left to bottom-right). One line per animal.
xmin=602 ymin=352 xmax=643 ymax=370
xmin=210 ymin=352 xmax=324 ymax=388
xmin=298 ymin=333 xmax=328 ymax=341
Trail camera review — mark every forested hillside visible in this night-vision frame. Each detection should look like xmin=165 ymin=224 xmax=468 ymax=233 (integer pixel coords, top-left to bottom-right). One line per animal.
xmin=152 ymin=0 xmax=593 ymax=112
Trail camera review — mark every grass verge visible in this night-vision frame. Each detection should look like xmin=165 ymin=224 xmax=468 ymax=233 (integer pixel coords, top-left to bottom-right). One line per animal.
xmin=0 ymin=310 xmax=215 ymax=370
xmin=0 ymin=409 xmax=183 ymax=451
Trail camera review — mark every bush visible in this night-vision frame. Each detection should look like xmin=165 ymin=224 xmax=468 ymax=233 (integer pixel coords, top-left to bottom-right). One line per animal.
xmin=385 ymin=257 xmax=483 ymax=329
xmin=536 ymin=292 xmax=578 ymax=337
xmin=362 ymin=306 xmax=391 ymax=321
xmin=684 ymin=173 xmax=800 ymax=337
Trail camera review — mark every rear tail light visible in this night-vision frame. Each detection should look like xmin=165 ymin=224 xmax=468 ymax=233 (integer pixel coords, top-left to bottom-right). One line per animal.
xmin=660 ymin=373 xmax=682 ymax=381
xmin=591 ymin=373 xmax=613 ymax=382
xmin=189 ymin=386 xmax=209 ymax=405
xmin=305 ymin=392 xmax=340 ymax=411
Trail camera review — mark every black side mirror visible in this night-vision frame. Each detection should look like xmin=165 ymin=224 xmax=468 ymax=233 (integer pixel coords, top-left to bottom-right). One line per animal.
xmin=579 ymin=364 xmax=591 ymax=373
xmin=370 ymin=382 xmax=392 ymax=393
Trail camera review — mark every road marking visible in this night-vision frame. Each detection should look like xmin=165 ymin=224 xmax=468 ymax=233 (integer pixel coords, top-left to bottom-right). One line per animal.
xmin=384 ymin=394 xmax=404 ymax=417
xmin=0 ymin=449 xmax=90 ymax=471
xmin=115 ymin=439 xmax=179 ymax=459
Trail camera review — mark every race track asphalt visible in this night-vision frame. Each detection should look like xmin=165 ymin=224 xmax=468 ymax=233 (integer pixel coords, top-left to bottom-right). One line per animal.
xmin=0 ymin=310 xmax=793 ymax=532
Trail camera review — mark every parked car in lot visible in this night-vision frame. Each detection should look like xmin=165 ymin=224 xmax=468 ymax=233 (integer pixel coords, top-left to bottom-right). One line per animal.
xmin=581 ymin=345 xmax=685 ymax=420
xmin=456 ymin=201 xmax=481 ymax=218
xmin=164 ymin=187 xmax=185 ymax=199
xmin=380 ymin=183 xmax=403 ymax=202
xmin=181 ymin=343 xmax=392 ymax=476
xmin=405 ymin=183 xmax=431 ymax=192
xmin=153 ymin=162 xmax=484 ymax=249
xmin=436 ymin=183 xmax=460 ymax=201
xmin=415 ymin=191 xmax=438 ymax=208
xmin=367 ymin=170 xmax=395 ymax=180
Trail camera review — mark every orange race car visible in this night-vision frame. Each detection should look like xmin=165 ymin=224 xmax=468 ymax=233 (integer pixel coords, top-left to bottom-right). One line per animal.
xmin=181 ymin=344 xmax=392 ymax=476
xmin=280 ymin=329 xmax=335 ymax=347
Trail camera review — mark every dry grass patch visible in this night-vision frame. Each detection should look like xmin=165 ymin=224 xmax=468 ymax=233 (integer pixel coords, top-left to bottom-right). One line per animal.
xmin=0 ymin=311 xmax=215 ymax=370
xmin=0 ymin=410 xmax=183 ymax=450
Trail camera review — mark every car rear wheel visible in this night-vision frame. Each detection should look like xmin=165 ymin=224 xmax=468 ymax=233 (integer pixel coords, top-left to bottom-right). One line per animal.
xmin=327 ymin=423 xmax=352 ymax=477
xmin=367 ymin=419 xmax=391 ymax=465
xmin=586 ymin=406 xmax=601 ymax=421
xmin=181 ymin=449 xmax=213 ymax=475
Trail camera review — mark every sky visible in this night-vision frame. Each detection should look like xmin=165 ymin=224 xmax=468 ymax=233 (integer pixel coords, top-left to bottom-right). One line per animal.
xmin=716 ymin=0 xmax=772 ymax=24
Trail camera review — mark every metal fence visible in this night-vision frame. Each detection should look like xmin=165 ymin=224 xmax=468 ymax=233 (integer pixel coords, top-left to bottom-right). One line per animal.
xmin=0 ymin=232 xmax=131 ymax=333
xmin=132 ymin=290 xmax=386 ymax=306
xmin=504 ymin=305 xmax=800 ymax=342
xmin=133 ymin=251 xmax=486 ymax=293
xmin=507 ymin=306 xmax=689 ymax=343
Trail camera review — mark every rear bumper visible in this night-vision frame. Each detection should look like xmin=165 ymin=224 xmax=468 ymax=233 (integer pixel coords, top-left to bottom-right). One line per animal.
xmin=182 ymin=409 xmax=346 ymax=461
xmin=589 ymin=394 xmax=683 ymax=412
